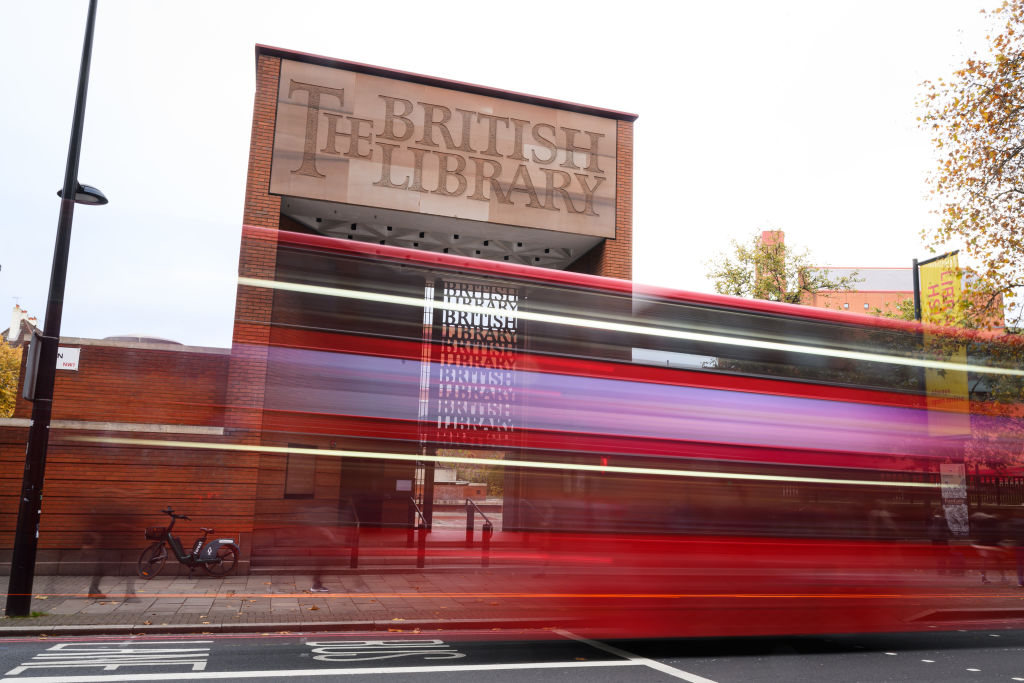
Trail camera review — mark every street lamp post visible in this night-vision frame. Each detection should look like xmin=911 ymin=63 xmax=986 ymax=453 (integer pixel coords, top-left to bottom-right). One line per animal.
xmin=5 ymin=0 xmax=106 ymax=617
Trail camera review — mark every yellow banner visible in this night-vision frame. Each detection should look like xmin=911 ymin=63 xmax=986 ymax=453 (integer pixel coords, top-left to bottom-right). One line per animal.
xmin=919 ymin=253 xmax=969 ymax=435
xmin=920 ymin=253 xmax=962 ymax=326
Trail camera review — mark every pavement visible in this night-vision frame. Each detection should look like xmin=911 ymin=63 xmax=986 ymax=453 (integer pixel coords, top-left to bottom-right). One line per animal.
xmin=3 ymin=565 xmax=1024 ymax=638
xmin=0 ymin=568 xmax=572 ymax=637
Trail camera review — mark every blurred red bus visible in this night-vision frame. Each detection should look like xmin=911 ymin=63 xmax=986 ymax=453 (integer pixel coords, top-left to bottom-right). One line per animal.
xmin=235 ymin=225 xmax=1024 ymax=638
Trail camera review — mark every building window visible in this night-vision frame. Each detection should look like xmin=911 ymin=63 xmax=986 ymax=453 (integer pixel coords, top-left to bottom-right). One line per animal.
xmin=843 ymin=303 xmax=849 ymax=309
xmin=863 ymin=303 xmax=869 ymax=309
xmin=284 ymin=444 xmax=316 ymax=498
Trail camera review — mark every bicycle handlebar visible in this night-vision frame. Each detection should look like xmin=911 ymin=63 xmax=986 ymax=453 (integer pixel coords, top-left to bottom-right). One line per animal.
xmin=162 ymin=507 xmax=191 ymax=521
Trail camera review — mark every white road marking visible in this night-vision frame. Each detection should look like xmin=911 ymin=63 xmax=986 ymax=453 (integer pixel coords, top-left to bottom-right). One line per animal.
xmin=555 ymin=629 xmax=719 ymax=683
xmin=5 ymin=641 xmax=212 ymax=676
xmin=0 ymin=659 xmax=640 ymax=681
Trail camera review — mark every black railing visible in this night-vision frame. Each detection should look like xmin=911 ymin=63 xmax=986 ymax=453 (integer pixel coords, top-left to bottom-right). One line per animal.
xmin=407 ymin=497 xmax=428 ymax=568
xmin=465 ymin=499 xmax=494 ymax=567
xmin=341 ymin=497 xmax=360 ymax=569
xmin=969 ymin=475 xmax=1024 ymax=507
xmin=875 ymin=471 xmax=1024 ymax=508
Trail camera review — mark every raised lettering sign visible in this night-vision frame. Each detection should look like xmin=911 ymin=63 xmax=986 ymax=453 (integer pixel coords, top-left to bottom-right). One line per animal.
xmin=270 ymin=60 xmax=616 ymax=238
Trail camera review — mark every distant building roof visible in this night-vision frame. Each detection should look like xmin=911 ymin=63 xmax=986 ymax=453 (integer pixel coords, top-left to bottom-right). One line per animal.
xmin=102 ymin=335 xmax=183 ymax=345
xmin=4 ymin=305 xmax=40 ymax=347
xmin=815 ymin=267 xmax=912 ymax=292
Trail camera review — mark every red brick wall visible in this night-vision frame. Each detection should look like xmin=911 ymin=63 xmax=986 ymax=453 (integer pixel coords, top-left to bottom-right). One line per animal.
xmin=12 ymin=341 xmax=227 ymax=425
xmin=0 ymin=341 xmax=260 ymax=575
xmin=433 ymin=484 xmax=488 ymax=502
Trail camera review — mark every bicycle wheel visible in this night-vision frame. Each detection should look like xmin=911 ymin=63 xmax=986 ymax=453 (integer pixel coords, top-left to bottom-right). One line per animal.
xmin=137 ymin=542 xmax=167 ymax=579
xmin=203 ymin=545 xmax=238 ymax=576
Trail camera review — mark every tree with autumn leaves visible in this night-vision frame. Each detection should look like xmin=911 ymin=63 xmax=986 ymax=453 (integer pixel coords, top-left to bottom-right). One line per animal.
xmin=0 ymin=344 xmax=20 ymax=418
xmin=920 ymin=0 xmax=1024 ymax=329
xmin=919 ymin=1 xmax=1024 ymax=473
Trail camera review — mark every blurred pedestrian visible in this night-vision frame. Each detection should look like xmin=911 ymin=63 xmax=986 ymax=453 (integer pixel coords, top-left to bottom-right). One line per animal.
xmin=83 ymin=522 xmax=137 ymax=600
xmin=971 ymin=510 xmax=1006 ymax=584
xmin=867 ymin=499 xmax=897 ymax=540
xmin=927 ymin=507 xmax=951 ymax=575
xmin=302 ymin=503 xmax=339 ymax=593
xmin=84 ymin=530 xmax=106 ymax=599
xmin=1009 ymin=507 xmax=1024 ymax=588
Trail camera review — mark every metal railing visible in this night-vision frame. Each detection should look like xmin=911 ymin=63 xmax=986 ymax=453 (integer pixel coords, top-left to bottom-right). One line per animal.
xmin=407 ymin=497 xmax=428 ymax=568
xmin=341 ymin=497 xmax=360 ymax=569
xmin=969 ymin=475 xmax=1024 ymax=507
xmin=465 ymin=499 xmax=494 ymax=567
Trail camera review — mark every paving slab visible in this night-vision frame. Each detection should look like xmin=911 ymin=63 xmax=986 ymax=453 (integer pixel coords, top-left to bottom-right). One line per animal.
xmin=1 ymin=564 xmax=1015 ymax=637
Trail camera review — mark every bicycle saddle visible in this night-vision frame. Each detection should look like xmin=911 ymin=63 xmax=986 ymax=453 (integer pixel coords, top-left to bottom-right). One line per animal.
xmin=200 ymin=527 xmax=214 ymax=533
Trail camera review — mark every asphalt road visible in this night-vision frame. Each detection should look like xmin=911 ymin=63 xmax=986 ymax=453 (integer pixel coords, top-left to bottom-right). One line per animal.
xmin=0 ymin=628 xmax=1022 ymax=682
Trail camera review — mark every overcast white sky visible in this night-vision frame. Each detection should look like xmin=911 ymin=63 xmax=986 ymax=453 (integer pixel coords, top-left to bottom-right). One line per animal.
xmin=0 ymin=1 xmax=995 ymax=347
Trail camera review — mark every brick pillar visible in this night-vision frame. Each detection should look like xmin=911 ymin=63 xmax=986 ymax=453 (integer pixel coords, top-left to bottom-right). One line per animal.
xmin=566 ymin=119 xmax=633 ymax=280
xmin=605 ymin=119 xmax=634 ymax=280
xmin=224 ymin=53 xmax=284 ymax=569
xmin=228 ymin=53 xmax=281 ymax=441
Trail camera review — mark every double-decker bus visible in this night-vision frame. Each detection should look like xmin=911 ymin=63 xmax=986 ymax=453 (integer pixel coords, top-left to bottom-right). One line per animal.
xmin=240 ymin=225 xmax=1024 ymax=638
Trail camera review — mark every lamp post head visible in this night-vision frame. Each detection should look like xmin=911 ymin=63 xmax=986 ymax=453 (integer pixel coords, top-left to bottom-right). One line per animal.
xmin=56 ymin=183 xmax=107 ymax=206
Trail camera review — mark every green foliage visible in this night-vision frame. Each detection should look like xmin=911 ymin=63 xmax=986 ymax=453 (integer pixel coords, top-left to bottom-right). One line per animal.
xmin=438 ymin=449 xmax=505 ymax=497
xmin=705 ymin=230 xmax=860 ymax=304
xmin=455 ymin=463 xmax=503 ymax=497
xmin=0 ymin=344 xmax=22 ymax=418
xmin=869 ymin=298 xmax=917 ymax=322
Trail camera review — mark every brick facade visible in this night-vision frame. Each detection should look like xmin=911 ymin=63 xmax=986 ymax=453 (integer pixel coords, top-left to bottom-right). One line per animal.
xmin=0 ymin=340 xmax=251 ymax=575
xmin=1 ymin=47 xmax=637 ymax=575
xmin=229 ymin=47 xmax=637 ymax=538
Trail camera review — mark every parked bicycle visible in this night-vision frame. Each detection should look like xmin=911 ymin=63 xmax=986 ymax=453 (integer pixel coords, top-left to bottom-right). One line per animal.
xmin=138 ymin=507 xmax=240 ymax=578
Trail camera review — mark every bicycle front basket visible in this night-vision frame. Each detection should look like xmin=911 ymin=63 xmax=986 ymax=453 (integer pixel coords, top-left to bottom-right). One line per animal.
xmin=145 ymin=526 xmax=165 ymax=540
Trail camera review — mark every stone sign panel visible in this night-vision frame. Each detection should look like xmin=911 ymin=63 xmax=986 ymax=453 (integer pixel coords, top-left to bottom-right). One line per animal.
xmin=270 ymin=59 xmax=617 ymax=238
